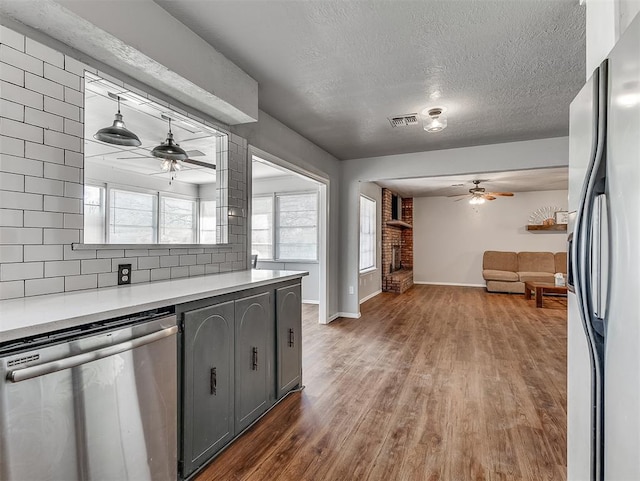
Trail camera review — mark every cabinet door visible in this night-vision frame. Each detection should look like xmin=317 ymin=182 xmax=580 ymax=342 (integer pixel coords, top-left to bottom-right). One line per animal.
xmin=234 ymin=291 xmax=274 ymax=432
xmin=276 ymin=284 xmax=302 ymax=399
xmin=182 ymin=301 xmax=235 ymax=477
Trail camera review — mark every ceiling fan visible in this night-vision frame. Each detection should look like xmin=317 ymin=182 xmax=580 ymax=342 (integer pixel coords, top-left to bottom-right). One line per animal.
xmin=116 ymin=150 xmax=216 ymax=169
xmin=448 ymin=180 xmax=514 ymax=204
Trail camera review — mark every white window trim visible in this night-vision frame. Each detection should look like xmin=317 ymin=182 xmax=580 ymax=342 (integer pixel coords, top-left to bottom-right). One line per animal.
xmin=359 ymin=194 xmax=377 ymax=273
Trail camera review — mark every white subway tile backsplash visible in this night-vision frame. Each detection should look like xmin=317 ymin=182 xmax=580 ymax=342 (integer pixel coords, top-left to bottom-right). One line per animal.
xmin=63 ymin=56 xmax=88 ymax=77
xmin=148 ymin=249 xmax=170 ymax=256
xmin=25 ymin=38 xmax=64 ymax=68
xmin=0 ymin=45 xmax=43 ymax=75
xmin=205 ymin=264 xmax=220 ymax=275
xmin=64 ymin=245 xmax=96 ymax=260
xmin=1 ymin=80 xmax=43 ymax=110
xmin=196 ymin=253 xmax=212 ymax=264
xmin=188 ymin=248 xmax=204 ymax=255
xmin=138 ymin=256 xmax=160 ymax=269
xmin=0 ymin=135 xmax=24 ymax=156
xmin=150 ymin=267 xmax=171 ymax=281
xmin=1 ymin=226 xmax=41 ymax=244
xmin=169 ymin=248 xmax=189 ymax=255
xmin=63 ymin=118 xmax=83 ymax=138
xmin=1 ymin=261 xmax=43 ymax=280
xmin=160 ymin=255 xmax=179 ymax=268
xmin=44 ymin=195 xmax=80 ymax=213
xmin=96 ymin=249 xmax=124 ymax=258
xmin=0 ymin=172 xmax=24 ymax=192
xmin=189 ymin=265 xmax=205 ymax=277
xmin=25 ymin=276 xmax=64 ymax=296
xmin=0 ymin=190 xmax=42 ymax=210
xmin=170 ymin=266 xmax=189 ymax=279
xmin=125 ymin=249 xmax=149 ymax=257
xmin=0 ymin=208 xmax=23 ymax=227
xmin=44 ymin=63 xmax=80 ymax=90
xmin=24 ymin=176 xmax=63 ymax=196
xmin=24 ymin=72 xmax=64 ymax=100
xmin=43 ymin=163 xmax=80 ymax=183
xmin=179 ymin=254 xmax=196 ymax=266
xmin=0 ymin=61 xmax=24 ymax=86
xmin=63 ymin=213 xmax=83 ymax=229
xmin=0 ymin=25 xmax=25 ymax=51
xmin=25 ymin=107 xmax=64 ymax=132
xmin=65 ymin=273 xmax=97 ymax=292
xmin=24 ymin=210 xmax=63 ymax=228
xmin=0 ymin=117 xmax=43 ymax=143
xmin=97 ymin=272 xmax=118 ymax=288
xmin=44 ymin=260 xmax=80 ymax=277
xmin=44 ymin=129 xmax=81 ymax=152
xmin=43 ymin=228 xmax=79 ymax=244
xmin=0 ymin=280 xmax=24 ymax=299
xmin=43 ymin=96 xmax=80 ymax=121
xmin=131 ymin=269 xmax=150 ymax=284
xmin=0 ymin=245 xmax=23 ymax=262
xmin=64 ymin=87 xmax=83 ymax=108
xmin=25 ymin=141 xmax=64 ymax=164
xmin=111 ymin=258 xmax=138 ymax=271
xmin=81 ymin=258 xmax=111 ymax=274
xmin=0 ymin=99 xmax=24 ymax=122
xmin=64 ymin=150 xmax=83 ymax=168
xmin=24 ymin=244 xmax=63 ymax=261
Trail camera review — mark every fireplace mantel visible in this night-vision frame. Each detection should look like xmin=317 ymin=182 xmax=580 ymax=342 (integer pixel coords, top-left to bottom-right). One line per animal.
xmin=386 ymin=220 xmax=413 ymax=229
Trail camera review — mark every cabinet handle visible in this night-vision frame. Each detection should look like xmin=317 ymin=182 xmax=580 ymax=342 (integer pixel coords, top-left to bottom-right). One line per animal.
xmin=288 ymin=328 xmax=294 ymax=347
xmin=210 ymin=367 xmax=217 ymax=396
xmin=252 ymin=347 xmax=258 ymax=370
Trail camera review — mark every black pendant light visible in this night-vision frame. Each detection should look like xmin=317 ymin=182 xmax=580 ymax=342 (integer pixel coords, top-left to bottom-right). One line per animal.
xmin=93 ymin=93 xmax=141 ymax=146
xmin=151 ymin=115 xmax=188 ymax=161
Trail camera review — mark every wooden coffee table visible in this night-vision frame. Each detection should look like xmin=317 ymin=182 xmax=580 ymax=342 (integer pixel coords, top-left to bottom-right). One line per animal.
xmin=524 ymin=281 xmax=568 ymax=308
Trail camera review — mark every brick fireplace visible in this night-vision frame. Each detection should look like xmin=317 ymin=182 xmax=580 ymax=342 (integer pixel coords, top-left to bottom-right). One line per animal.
xmin=381 ymin=189 xmax=414 ymax=294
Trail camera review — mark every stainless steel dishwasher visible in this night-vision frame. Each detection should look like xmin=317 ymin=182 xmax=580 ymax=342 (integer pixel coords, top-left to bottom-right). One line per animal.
xmin=0 ymin=310 xmax=178 ymax=481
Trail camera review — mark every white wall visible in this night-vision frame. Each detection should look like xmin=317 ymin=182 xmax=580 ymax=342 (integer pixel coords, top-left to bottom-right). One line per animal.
xmin=413 ymin=190 xmax=568 ymax=286
xmin=358 ymin=182 xmax=382 ymax=303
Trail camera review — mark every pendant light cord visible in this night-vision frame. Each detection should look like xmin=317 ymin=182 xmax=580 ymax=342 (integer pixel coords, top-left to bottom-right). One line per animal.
xmin=116 ymin=96 xmax=121 ymax=114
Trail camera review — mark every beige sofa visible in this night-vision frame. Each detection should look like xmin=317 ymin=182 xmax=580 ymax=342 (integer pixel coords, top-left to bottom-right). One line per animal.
xmin=482 ymin=251 xmax=567 ymax=294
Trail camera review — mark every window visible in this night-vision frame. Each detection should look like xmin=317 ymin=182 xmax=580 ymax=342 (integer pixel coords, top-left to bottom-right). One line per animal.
xmin=277 ymin=193 xmax=317 ymax=260
xmin=199 ymin=200 xmax=216 ymax=244
xmin=84 ymin=185 xmax=105 ymax=244
xmin=251 ymin=196 xmax=273 ymax=259
xmin=109 ymin=188 xmax=157 ymax=244
xmin=160 ymin=195 xmax=197 ymax=243
xmin=359 ymin=195 xmax=376 ymax=272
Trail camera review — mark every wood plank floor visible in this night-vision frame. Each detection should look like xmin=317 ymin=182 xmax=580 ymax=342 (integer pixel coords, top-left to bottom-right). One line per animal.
xmin=195 ymin=285 xmax=567 ymax=481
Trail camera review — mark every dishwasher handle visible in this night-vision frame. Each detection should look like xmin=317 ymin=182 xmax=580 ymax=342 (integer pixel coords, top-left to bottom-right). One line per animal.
xmin=7 ymin=325 xmax=178 ymax=383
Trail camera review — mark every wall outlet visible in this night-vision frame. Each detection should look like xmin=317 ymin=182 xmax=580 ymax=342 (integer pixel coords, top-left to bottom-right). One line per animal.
xmin=348 ymin=285 xmax=354 ymax=295
xmin=118 ymin=264 xmax=132 ymax=285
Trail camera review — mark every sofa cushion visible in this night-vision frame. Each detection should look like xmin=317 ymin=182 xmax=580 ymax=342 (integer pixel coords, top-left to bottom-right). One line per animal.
xmin=518 ymin=271 xmax=555 ymax=283
xmin=483 ymin=269 xmax=519 ymax=282
xmin=486 ymin=280 xmax=525 ymax=294
xmin=483 ymin=251 xmax=518 ymax=272
xmin=555 ymin=252 xmax=567 ymax=274
xmin=517 ymin=251 xmax=555 ymax=273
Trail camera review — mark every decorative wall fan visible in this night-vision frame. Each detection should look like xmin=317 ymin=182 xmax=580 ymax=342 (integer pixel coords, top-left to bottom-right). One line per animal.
xmin=447 ymin=180 xmax=514 ymax=204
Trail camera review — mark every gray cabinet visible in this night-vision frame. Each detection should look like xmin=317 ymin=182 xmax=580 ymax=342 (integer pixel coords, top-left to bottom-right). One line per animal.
xmin=234 ymin=291 xmax=274 ymax=432
xmin=276 ymin=284 xmax=302 ymax=399
xmin=182 ymin=301 xmax=235 ymax=476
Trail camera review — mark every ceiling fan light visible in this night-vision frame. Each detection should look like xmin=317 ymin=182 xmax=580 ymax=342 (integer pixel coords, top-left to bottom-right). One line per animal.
xmin=469 ymin=196 xmax=485 ymax=205
xmin=152 ymin=130 xmax=189 ymax=161
xmin=423 ymin=107 xmax=447 ymax=133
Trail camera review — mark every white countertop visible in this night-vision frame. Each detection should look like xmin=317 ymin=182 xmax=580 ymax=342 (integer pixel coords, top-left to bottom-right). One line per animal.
xmin=0 ymin=270 xmax=307 ymax=343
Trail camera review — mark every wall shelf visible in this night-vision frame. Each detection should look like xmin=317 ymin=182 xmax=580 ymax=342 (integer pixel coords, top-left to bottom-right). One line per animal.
xmin=526 ymin=224 xmax=567 ymax=232
xmin=386 ymin=220 xmax=413 ymax=229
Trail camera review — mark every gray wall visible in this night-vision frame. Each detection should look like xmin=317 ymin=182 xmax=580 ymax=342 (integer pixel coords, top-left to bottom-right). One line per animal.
xmin=358 ymin=182 xmax=382 ymax=303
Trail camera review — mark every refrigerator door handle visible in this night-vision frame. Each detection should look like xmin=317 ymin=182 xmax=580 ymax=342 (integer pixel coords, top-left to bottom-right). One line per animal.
xmin=567 ymin=232 xmax=575 ymax=292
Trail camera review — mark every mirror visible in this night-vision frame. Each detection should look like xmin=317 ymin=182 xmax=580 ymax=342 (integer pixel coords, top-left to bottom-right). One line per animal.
xmin=82 ymin=72 xmax=228 ymax=245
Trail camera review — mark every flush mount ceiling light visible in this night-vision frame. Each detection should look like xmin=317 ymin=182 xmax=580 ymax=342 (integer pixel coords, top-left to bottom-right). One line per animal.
xmin=94 ymin=93 xmax=141 ymax=146
xmin=152 ymin=115 xmax=189 ymax=161
xmin=422 ymin=107 xmax=447 ymax=133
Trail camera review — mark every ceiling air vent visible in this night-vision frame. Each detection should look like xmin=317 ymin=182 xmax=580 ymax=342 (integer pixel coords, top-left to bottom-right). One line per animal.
xmin=388 ymin=114 xmax=420 ymax=128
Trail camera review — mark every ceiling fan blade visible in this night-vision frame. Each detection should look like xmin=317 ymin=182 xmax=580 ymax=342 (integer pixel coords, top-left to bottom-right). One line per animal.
xmin=116 ymin=156 xmax=152 ymax=160
xmin=483 ymin=195 xmax=497 ymax=200
xmin=185 ymin=150 xmax=206 ymax=157
xmin=183 ymin=158 xmax=216 ymax=169
xmin=486 ymin=192 xmax=514 ymax=196
xmin=447 ymin=193 xmax=470 ymax=198
xmin=454 ymin=197 xmax=469 ymax=202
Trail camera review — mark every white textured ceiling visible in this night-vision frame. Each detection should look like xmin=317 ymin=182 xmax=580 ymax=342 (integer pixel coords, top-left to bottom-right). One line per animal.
xmin=156 ymin=0 xmax=585 ymax=160
xmin=376 ymin=167 xmax=568 ymax=197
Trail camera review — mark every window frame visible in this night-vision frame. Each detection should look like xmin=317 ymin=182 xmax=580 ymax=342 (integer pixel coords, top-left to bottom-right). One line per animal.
xmin=359 ymin=194 xmax=377 ymax=273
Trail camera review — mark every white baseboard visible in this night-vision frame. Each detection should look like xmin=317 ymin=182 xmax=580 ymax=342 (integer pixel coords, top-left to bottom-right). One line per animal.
xmin=413 ymin=281 xmax=486 ymax=288
xmin=359 ymin=289 xmax=382 ymax=304
xmin=302 ymin=299 xmax=320 ymax=305
xmin=337 ymin=311 xmax=361 ymax=319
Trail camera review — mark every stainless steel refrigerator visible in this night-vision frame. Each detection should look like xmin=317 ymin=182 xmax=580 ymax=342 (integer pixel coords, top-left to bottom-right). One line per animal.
xmin=567 ymin=12 xmax=640 ymax=481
